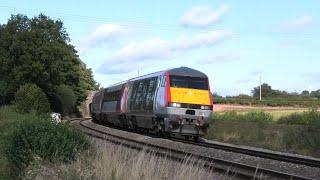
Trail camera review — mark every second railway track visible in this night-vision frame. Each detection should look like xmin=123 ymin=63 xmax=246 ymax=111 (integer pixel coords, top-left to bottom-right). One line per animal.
xmin=174 ymin=139 xmax=320 ymax=169
xmin=71 ymin=118 xmax=320 ymax=180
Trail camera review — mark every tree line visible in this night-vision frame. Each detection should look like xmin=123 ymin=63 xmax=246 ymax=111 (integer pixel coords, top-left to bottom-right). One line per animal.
xmin=214 ymin=83 xmax=320 ymax=107
xmin=0 ymin=14 xmax=98 ymax=115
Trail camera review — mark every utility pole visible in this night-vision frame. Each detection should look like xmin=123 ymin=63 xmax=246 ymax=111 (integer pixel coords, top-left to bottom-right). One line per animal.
xmin=259 ymin=75 xmax=262 ymax=101
xmin=138 ymin=69 xmax=140 ymax=77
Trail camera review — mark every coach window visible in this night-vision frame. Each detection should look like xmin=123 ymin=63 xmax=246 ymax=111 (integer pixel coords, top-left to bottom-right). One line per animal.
xmin=145 ymin=77 xmax=157 ymax=110
xmin=161 ymin=76 xmax=166 ymax=87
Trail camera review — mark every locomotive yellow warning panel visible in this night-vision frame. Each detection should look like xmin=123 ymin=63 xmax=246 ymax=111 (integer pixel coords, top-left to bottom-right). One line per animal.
xmin=170 ymin=87 xmax=211 ymax=105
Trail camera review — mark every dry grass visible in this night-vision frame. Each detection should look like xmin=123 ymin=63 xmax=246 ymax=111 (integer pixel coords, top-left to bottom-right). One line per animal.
xmin=213 ymin=104 xmax=309 ymax=121
xmin=23 ymin=139 xmax=230 ymax=180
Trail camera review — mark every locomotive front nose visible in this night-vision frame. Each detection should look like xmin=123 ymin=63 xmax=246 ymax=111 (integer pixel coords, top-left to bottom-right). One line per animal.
xmin=162 ymin=68 xmax=213 ymax=137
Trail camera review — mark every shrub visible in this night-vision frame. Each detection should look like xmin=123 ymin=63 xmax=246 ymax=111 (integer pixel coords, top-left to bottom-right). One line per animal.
xmin=214 ymin=111 xmax=272 ymax=123
xmin=52 ymin=85 xmax=76 ymax=115
xmin=283 ymin=118 xmax=320 ymax=156
xmin=4 ymin=117 xmax=90 ymax=177
xmin=277 ymin=109 xmax=320 ymax=125
xmin=14 ymin=83 xmax=50 ymax=114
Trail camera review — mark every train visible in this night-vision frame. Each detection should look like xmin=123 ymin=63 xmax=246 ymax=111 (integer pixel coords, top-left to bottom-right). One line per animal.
xmin=90 ymin=67 xmax=213 ymax=141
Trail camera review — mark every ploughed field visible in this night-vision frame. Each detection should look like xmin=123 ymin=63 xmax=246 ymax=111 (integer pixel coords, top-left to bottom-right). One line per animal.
xmin=206 ymin=104 xmax=320 ymax=158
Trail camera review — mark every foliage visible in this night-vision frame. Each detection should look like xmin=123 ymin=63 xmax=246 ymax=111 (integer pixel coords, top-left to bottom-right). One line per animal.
xmin=206 ymin=120 xmax=285 ymax=150
xmin=207 ymin=110 xmax=320 ymax=157
xmin=4 ymin=116 xmax=90 ymax=177
xmin=214 ymin=111 xmax=273 ymax=123
xmin=52 ymin=85 xmax=76 ymax=115
xmin=214 ymin=96 xmax=320 ymax=107
xmin=213 ymin=83 xmax=320 ymax=107
xmin=0 ymin=14 xmax=98 ymax=109
xmin=277 ymin=108 xmax=320 ymax=125
xmin=14 ymin=83 xmax=51 ymax=114
xmin=283 ymin=117 xmax=320 ymax=156
xmin=252 ymin=83 xmax=275 ymax=98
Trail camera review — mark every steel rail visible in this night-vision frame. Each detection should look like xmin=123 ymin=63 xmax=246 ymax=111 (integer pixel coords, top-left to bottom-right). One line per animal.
xmin=173 ymin=138 xmax=320 ymax=168
xmin=74 ymin=118 xmax=313 ymax=180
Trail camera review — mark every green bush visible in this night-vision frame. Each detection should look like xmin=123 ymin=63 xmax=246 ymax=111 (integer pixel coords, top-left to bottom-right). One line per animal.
xmin=4 ymin=117 xmax=90 ymax=177
xmin=14 ymin=83 xmax=50 ymax=114
xmin=277 ymin=109 xmax=320 ymax=125
xmin=214 ymin=111 xmax=272 ymax=123
xmin=283 ymin=118 xmax=320 ymax=156
xmin=52 ymin=85 xmax=77 ymax=115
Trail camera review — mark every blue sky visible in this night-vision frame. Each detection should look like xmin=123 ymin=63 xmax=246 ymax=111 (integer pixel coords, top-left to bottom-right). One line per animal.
xmin=0 ymin=0 xmax=319 ymax=96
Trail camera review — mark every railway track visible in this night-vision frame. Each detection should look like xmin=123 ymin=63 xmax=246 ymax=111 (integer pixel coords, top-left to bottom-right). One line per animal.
xmin=174 ymin=139 xmax=320 ymax=169
xmin=71 ymin=118 xmax=317 ymax=180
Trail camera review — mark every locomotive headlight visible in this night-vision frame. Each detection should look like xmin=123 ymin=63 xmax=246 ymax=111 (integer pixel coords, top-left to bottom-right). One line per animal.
xmin=169 ymin=102 xmax=181 ymax=108
xmin=201 ymin=105 xmax=211 ymax=110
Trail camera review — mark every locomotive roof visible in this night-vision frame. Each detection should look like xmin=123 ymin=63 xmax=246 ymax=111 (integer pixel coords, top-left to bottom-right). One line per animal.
xmin=168 ymin=67 xmax=207 ymax=78
xmin=105 ymin=67 xmax=207 ymax=88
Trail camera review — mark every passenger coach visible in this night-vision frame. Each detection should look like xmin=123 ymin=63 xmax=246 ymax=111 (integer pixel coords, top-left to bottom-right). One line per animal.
xmin=90 ymin=67 xmax=213 ymax=141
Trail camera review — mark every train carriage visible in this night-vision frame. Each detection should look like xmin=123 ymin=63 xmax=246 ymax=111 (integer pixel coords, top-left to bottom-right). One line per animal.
xmin=90 ymin=67 xmax=213 ymax=141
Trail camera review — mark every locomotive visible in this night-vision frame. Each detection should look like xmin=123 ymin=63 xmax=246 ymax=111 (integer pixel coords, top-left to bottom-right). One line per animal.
xmin=90 ymin=67 xmax=213 ymax=141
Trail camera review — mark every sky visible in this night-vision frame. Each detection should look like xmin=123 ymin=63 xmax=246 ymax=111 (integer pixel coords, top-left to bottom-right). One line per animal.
xmin=0 ymin=0 xmax=319 ymax=96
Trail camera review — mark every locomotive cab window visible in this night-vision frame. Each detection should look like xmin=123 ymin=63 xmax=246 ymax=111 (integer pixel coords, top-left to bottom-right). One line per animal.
xmin=170 ymin=76 xmax=208 ymax=90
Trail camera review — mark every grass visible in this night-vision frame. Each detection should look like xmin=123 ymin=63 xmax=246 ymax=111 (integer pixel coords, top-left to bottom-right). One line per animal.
xmin=0 ymin=105 xmax=90 ymax=179
xmin=206 ymin=109 xmax=320 ymax=157
xmin=0 ymin=105 xmax=24 ymax=179
xmin=1 ymin=106 xmax=227 ymax=179
xmin=215 ymin=107 xmax=308 ymax=121
xmin=22 ymin=139 xmax=228 ymax=180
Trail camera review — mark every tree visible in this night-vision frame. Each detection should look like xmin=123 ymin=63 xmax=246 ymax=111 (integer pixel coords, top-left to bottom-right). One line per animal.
xmin=252 ymin=83 xmax=273 ymax=98
xmin=14 ymin=83 xmax=51 ymax=114
xmin=0 ymin=14 xmax=98 ymax=110
xmin=301 ymin=90 xmax=310 ymax=96
xmin=252 ymin=83 xmax=290 ymax=99
xmin=311 ymin=90 xmax=320 ymax=99
xmin=52 ymin=85 xmax=76 ymax=115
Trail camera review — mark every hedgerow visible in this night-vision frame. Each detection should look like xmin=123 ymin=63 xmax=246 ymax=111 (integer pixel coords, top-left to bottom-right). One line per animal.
xmin=277 ymin=108 xmax=320 ymax=125
xmin=213 ymin=111 xmax=273 ymax=123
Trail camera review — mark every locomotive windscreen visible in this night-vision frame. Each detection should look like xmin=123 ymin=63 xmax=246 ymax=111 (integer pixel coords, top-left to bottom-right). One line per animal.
xmin=170 ymin=76 xmax=208 ymax=90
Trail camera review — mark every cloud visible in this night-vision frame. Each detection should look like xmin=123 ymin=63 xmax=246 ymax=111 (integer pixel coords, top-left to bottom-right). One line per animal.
xmin=197 ymin=54 xmax=240 ymax=64
xmin=77 ymin=23 xmax=130 ymax=53
xmin=97 ymin=30 xmax=232 ymax=74
xmin=181 ymin=5 xmax=229 ymax=27
xmin=279 ymin=15 xmax=313 ymax=32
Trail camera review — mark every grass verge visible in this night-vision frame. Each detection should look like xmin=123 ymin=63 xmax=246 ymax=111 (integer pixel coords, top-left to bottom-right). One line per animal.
xmin=22 ymin=139 xmax=228 ymax=180
xmin=0 ymin=106 xmax=90 ymax=179
xmin=206 ymin=110 xmax=320 ymax=157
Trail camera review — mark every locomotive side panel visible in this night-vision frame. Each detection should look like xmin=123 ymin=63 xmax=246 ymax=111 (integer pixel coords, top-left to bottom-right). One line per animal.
xmin=101 ymin=84 xmax=124 ymax=125
xmin=126 ymin=76 xmax=159 ymax=128
xmin=91 ymin=90 xmax=104 ymax=121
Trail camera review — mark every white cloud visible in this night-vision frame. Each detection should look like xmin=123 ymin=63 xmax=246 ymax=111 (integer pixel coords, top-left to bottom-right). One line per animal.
xmin=97 ymin=30 xmax=232 ymax=74
xmin=197 ymin=54 xmax=240 ymax=64
xmin=181 ymin=5 xmax=229 ymax=27
xmin=77 ymin=23 xmax=130 ymax=53
xmin=280 ymin=15 xmax=313 ymax=31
